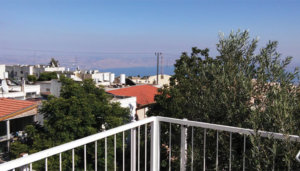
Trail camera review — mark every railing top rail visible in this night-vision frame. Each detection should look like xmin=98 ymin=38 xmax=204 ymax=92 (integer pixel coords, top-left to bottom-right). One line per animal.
xmin=157 ymin=116 xmax=300 ymax=142
xmin=0 ymin=116 xmax=157 ymax=170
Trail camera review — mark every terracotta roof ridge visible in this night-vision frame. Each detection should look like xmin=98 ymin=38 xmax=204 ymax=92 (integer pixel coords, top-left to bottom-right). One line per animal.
xmin=108 ymin=84 xmax=155 ymax=92
xmin=0 ymin=103 xmax=38 ymax=121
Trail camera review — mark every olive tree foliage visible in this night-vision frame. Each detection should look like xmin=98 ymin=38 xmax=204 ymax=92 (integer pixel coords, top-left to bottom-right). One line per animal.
xmin=10 ymin=76 xmax=130 ymax=170
xmin=148 ymin=30 xmax=300 ymax=170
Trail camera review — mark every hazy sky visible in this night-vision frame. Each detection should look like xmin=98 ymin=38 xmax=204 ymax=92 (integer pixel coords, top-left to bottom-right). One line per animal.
xmin=0 ymin=0 xmax=299 ymax=69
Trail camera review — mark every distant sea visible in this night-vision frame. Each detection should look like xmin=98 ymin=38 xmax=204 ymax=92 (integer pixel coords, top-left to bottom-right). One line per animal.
xmin=102 ymin=65 xmax=175 ymax=77
xmin=102 ymin=65 xmax=299 ymax=84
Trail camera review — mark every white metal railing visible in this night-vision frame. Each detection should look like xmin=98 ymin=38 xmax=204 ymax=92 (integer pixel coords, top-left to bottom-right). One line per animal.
xmin=296 ymin=151 xmax=300 ymax=163
xmin=0 ymin=116 xmax=299 ymax=171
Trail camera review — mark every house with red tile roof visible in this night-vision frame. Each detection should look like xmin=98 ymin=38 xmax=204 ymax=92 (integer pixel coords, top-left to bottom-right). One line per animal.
xmin=107 ymin=85 xmax=158 ymax=120
xmin=0 ymin=98 xmax=39 ymax=153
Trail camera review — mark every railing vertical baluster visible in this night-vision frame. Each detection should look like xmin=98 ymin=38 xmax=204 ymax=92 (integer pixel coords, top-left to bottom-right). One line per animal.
xmin=72 ymin=148 xmax=75 ymax=171
xmin=272 ymin=147 xmax=275 ymax=171
xmin=272 ymin=140 xmax=279 ymax=171
xmin=229 ymin=132 xmax=232 ymax=171
xmin=45 ymin=157 xmax=48 ymax=171
xmin=158 ymin=122 xmax=161 ymax=170
xmin=203 ymin=129 xmax=206 ymax=171
xmin=30 ymin=163 xmax=32 ymax=171
xmin=216 ymin=131 xmax=219 ymax=171
xmin=150 ymin=123 xmax=153 ymax=171
xmin=180 ymin=124 xmax=187 ymax=171
xmin=243 ymin=134 xmax=246 ymax=171
xmin=150 ymin=118 xmax=160 ymax=171
xmin=123 ymin=131 xmax=125 ymax=171
xmin=191 ymin=127 xmax=194 ymax=171
xmin=105 ymin=137 xmax=107 ymax=171
xmin=84 ymin=144 xmax=87 ymax=171
xmin=131 ymin=127 xmax=137 ymax=171
xmin=169 ymin=123 xmax=172 ymax=171
xmin=95 ymin=141 xmax=98 ymax=171
xmin=145 ymin=124 xmax=147 ymax=171
xmin=59 ymin=153 xmax=62 ymax=171
xmin=114 ymin=134 xmax=117 ymax=171
xmin=138 ymin=126 xmax=140 ymax=171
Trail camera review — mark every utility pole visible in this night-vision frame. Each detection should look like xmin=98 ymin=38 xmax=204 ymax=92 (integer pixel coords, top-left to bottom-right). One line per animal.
xmin=160 ymin=54 xmax=164 ymax=79
xmin=155 ymin=52 xmax=162 ymax=85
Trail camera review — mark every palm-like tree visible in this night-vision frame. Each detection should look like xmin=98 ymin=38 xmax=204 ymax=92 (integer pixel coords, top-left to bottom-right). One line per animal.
xmin=49 ymin=58 xmax=59 ymax=67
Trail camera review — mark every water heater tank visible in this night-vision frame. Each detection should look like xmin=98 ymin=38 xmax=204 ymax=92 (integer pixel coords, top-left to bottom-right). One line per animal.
xmin=110 ymin=73 xmax=115 ymax=83
xmin=120 ymin=74 xmax=126 ymax=84
xmin=103 ymin=72 xmax=110 ymax=81
xmin=4 ymin=72 xmax=8 ymax=79
xmin=99 ymin=73 xmax=104 ymax=82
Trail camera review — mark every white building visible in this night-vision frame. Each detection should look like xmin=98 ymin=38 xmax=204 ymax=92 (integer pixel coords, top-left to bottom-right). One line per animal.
xmin=44 ymin=66 xmax=65 ymax=72
xmin=62 ymin=69 xmax=83 ymax=82
xmin=0 ymin=65 xmax=6 ymax=79
xmin=147 ymin=74 xmax=171 ymax=87
xmin=0 ymin=66 xmax=40 ymax=100
xmin=50 ymin=79 xmax=61 ymax=97
xmin=130 ymin=74 xmax=171 ymax=87
xmin=5 ymin=64 xmax=65 ymax=81
xmin=0 ymin=79 xmax=40 ymax=100
xmin=34 ymin=79 xmax=61 ymax=97
xmin=82 ymin=70 xmax=115 ymax=86
xmin=35 ymin=81 xmax=52 ymax=93
xmin=111 ymin=96 xmax=137 ymax=120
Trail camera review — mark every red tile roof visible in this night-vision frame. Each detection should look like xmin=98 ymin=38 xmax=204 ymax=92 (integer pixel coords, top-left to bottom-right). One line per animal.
xmin=0 ymin=98 xmax=38 ymax=121
xmin=108 ymin=85 xmax=158 ymax=107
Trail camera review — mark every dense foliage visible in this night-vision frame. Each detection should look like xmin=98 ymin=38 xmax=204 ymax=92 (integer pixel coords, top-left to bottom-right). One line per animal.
xmin=10 ymin=77 xmax=130 ymax=170
xmin=37 ymin=72 xmax=58 ymax=81
xmin=27 ymin=75 xmax=37 ymax=83
xmin=148 ymin=30 xmax=300 ymax=170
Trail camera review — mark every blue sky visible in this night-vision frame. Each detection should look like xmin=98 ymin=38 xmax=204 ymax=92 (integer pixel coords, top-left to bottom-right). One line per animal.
xmin=0 ymin=0 xmax=299 ymax=70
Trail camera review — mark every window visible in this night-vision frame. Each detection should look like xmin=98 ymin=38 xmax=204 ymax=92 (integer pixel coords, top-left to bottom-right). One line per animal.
xmin=26 ymin=92 xmax=36 ymax=98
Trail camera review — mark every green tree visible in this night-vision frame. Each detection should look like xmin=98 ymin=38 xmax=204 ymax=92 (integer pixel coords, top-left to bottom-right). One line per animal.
xmin=9 ymin=141 xmax=28 ymax=159
xmin=10 ymin=76 xmax=130 ymax=170
xmin=27 ymin=75 xmax=37 ymax=82
xmin=148 ymin=30 xmax=300 ymax=170
xmin=37 ymin=72 xmax=58 ymax=81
